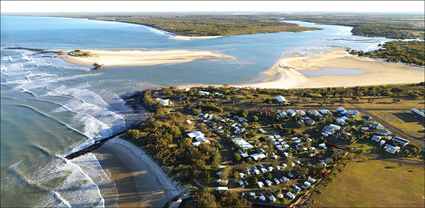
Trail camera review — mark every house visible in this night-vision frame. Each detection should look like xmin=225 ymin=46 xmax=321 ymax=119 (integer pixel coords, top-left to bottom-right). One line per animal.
xmin=286 ymin=109 xmax=296 ymax=117
xmin=265 ymin=180 xmax=273 ymax=186
xmin=347 ymin=110 xmax=360 ymax=118
xmin=292 ymin=185 xmax=301 ymax=193
xmin=321 ymin=124 xmax=341 ymax=136
xmin=259 ymin=194 xmax=266 ymax=201
xmin=370 ymin=123 xmax=385 ymax=130
xmin=319 ymin=109 xmax=332 ymax=115
xmin=296 ymin=110 xmax=306 ymax=116
xmin=371 ymin=135 xmax=382 ymax=142
xmin=276 ymin=193 xmax=284 ymax=199
xmin=286 ymin=192 xmax=296 ymax=199
xmin=198 ymin=90 xmax=210 ymax=96
xmin=303 ymin=117 xmax=315 ymax=126
xmin=308 ymin=177 xmax=316 ymax=183
xmin=268 ymin=195 xmax=277 ymax=202
xmin=308 ymin=110 xmax=323 ymax=120
xmin=249 ymin=192 xmax=256 ymax=199
xmin=251 ymin=153 xmax=267 ymax=161
xmin=237 ymin=150 xmax=249 ymax=158
xmin=188 ymin=131 xmax=210 ymax=146
xmin=156 ymin=98 xmax=170 ymax=106
xmin=303 ymin=181 xmax=311 ymax=187
xmin=336 ymin=107 xmax=348 ymax=116
xmin=232 ymin=137 xmax=254 ymax=150
xmin=336 ymin=118 xmax=347 ymax=125
xmin=281 ymin=176 xmax=289 ymax=182
xmin=274 ymin=178 xmax=280 ymax=184
xmin=379 ymin=140 xmax=386 ymax=146
xmin=257 ymin=181 xmax=264 ymax=188
xmin=377 ymin=129 xmax=392 ymax=136
xmin=393 ymin=137 xmax=409 ymax=146
xmin=318 ymin=143 xmax=327 ymax=149
xmin=275 ymin=95 xmax=287 ymax=103
xmin=276 ymin=110 xmax=287 ymax=118
xmin=385 ymin=144 xmax=400 ymax=154
xmin=362 ymin=115 xmax=374 ymax=124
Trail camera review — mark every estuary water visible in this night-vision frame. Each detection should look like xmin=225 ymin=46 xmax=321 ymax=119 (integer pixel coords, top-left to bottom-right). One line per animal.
xmin=0 ymin=15 xmax=389 ymax=207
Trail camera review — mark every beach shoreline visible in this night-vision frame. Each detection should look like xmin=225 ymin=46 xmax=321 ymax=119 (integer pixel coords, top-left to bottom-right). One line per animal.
xmin=94 ymin=137 xmax=182 ymax=208
xmin=60 ymin=49 xmax=232 ymax=67
xmin=178 ymin=47 xmax=424 ymax=89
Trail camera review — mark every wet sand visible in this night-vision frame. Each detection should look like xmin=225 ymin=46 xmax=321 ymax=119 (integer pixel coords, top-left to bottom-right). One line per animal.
xmin=94 ymin=137 xmax=181 ymax=208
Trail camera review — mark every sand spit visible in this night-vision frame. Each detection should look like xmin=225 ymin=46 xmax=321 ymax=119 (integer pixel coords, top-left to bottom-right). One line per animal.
xmin=60 ymin=49 xmax=232 ymax=67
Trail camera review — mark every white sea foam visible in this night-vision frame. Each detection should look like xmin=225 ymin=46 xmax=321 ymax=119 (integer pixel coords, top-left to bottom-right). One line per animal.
xmin=33 ymin=154 xmax=113 ymax=208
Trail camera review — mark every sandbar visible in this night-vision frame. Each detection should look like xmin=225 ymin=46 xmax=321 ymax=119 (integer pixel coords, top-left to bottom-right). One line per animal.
xmin=60 ymin=49 xmax=232 ymax=67
xmin=207 ymin=48 xmax=424 ymax=89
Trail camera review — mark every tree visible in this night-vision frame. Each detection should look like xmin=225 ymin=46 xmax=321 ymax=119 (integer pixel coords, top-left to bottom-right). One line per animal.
xmin=191 ymin=189 xmax=219 ymax=208
xmin=220 ymin=166 xmax=231 ymax=181
xmin=211 ymin=150 xmax=222 ymax=170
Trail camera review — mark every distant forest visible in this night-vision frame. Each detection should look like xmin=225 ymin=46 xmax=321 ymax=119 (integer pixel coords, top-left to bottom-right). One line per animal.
xmin=283 ymin=13 xmax=424 ymax=39
xmin=90 ymin=15 xmax=320 ymax=36
xmin=349 ymin=41 xmax=425 ymax=66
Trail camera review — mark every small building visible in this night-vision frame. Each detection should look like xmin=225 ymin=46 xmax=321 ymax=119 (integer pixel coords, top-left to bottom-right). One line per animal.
xmin=198 ymin=90 xmax=210 ymax=96
xmin=321 ymin=124 xmax=341 ymax=136
xmin=265 ymin=180 xmax=273 ymax=186
xmin=308 ymin=177 xmax=316 ymax=183
xmin=371 ymin=135 xmax=382 ymax=142
xmin=257 ymin=181 xmax=264 ymax=188
xmin=232 ymin=137 xmax=254 ymax=150
xmin=286 ymin=192 xmax=295 ymax=199
xmin=319 ymin=109 xmax=332 ymax=115
xmin=275 ymin=95 xmax=287 ymax=103
xmin=251 ymin=153 xmax=267 ymax=161
xmin=188 ymin=131 xmax=210 ymax=146
xmin=393 ymin=137 xmax=409 ymax=146
xmin=286 ymin=109 xmax=296 ymax=117
xmin=303 ymin=181 xmax=311 ymax=187
xmin=385 ymin=144 xmax=400 ymax=154
xmin=259 ymin=194 xmax=266 ymax=201
xmin=377 ymin=129 xmax=392 ymax=136
xmin=268 ymin=195 xmax=277 ymax=202
xmin=370 ymin=123 xmax=385 ymax=130
xmin=156 ymin=98 xmax=170 ymax=106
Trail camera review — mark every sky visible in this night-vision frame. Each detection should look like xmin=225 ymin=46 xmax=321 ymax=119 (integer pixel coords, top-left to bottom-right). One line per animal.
xmin=1 ymin=1 xmax=424 ymax=14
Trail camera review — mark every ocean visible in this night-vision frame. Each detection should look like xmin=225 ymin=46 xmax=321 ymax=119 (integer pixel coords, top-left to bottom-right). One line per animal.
xmin=0 ymin=15 xmax=390 ymax=207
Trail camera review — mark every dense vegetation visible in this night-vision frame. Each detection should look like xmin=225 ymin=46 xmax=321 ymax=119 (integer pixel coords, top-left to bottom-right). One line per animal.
xmin=68 ymin=49 xmax=90 ymax=57
xmin=349 ymin=41 xmax=425 ymax=66
xmin=284 ymin=13 xmax=425 ymax=39
xmin=91 ymin=15 xmax=320 ymax=36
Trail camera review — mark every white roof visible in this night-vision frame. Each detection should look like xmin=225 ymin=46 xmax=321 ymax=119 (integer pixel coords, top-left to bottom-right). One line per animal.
xmin=232 ymin=137 xmax=254 ymax=150
xmin=275 ymin=95 xmax=286 ymax=102
xmin=188 ymin=131 xmax=204 ymax=138
xmin=251 ymin=153 xmax=267 ymax=161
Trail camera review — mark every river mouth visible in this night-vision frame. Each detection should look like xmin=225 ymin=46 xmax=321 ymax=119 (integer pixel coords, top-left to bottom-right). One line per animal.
xmin=299 ymin=67 xmax=365 ymax=77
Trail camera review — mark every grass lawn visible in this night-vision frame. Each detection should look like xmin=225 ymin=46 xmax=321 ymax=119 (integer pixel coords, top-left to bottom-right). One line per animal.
xmin=368 ymin=110 xmax=424 ymax=140
xmin=312 ymin=158 xmax=425 ymax=207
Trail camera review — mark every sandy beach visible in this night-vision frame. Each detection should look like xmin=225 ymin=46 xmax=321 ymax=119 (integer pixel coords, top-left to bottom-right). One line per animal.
xmin=170 ymin=35 xmax=222 ymax=41
xmin=180 ymin=48 xmax=424 ymax=89
xmin=60 ymin=49 xmax=232 ymax=67
xmin=94 ymin=137 xmax=181 ymax=208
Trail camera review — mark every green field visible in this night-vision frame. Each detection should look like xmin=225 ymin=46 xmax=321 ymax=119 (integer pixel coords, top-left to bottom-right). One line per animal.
xmin=312 ymin=158 xmax=425 ymax=207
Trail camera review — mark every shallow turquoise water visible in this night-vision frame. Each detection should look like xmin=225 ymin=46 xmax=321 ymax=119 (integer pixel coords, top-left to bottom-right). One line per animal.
xmin=300 ymin=68 xmax=365 ymax=77
xmin=0 ymin=15 xmax=389 ymax=207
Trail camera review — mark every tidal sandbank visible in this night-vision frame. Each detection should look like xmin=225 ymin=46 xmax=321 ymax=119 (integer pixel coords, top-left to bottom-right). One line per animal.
xmin=60 ymin=49 xmax=232 ymax=67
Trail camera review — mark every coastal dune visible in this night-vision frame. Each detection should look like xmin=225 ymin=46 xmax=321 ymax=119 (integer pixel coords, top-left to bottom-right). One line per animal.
xmin=61 ymin=49 xmax=232 ymax=67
